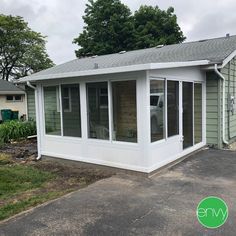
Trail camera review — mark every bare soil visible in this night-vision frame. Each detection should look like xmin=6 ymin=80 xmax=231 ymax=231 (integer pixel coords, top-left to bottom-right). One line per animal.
xmin=0 ymin=139 xmax=114 ymax=220
xmin=1 ymin=139 xmax=114 ymax=183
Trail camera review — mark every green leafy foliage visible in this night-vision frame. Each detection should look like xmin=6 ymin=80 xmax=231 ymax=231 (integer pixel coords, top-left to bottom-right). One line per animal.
xmin=133 ymin=6 xmax=186 ymax=49
xmin=0 ymin=120 xmax=36 ymax=143
xmin=0 ymin=14 xmax=54 ymax=81
xmin=73 ymin=1 xmax=186 ymax=57
xmin=73 ymin=0 xmax=134 ymax=57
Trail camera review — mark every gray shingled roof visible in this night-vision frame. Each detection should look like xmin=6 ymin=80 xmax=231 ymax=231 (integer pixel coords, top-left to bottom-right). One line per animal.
xmin=0 ymin=79 xmax=24 ymax=93
xmin=21 ymin=35 xmax=236 ymax=81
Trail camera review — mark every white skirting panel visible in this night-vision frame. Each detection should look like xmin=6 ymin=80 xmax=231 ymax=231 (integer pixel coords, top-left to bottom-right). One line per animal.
xmin=41 ymin=136 xmax=149 ymax=172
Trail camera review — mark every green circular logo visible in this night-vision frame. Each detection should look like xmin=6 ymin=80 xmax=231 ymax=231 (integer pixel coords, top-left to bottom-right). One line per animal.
xmin=196 ymin=196 xmax=228 ymax=228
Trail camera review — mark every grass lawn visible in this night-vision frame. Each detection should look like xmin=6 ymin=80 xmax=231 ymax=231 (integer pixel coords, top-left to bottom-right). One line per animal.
xmin=0 ymin=141 xmax=113 ymax=221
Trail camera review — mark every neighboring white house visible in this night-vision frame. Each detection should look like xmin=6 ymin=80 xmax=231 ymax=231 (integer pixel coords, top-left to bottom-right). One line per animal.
xmin=0 ymin=79 xmax=26 ymax=121
xmin=18 ymin=35 xmax=236 ymax=174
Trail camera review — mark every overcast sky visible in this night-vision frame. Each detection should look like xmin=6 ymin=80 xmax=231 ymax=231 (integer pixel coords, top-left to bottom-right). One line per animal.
xmin=1 ymin=0 xmax=236 ymax=65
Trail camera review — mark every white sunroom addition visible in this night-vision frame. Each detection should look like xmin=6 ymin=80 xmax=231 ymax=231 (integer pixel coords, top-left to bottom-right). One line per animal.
xmin=34 ymin=66 xmax=206 ymax=174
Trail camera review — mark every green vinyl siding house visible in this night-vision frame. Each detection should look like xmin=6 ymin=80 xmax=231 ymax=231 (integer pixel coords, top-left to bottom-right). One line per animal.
xmin=26 ymin=88 xmax=36 ymax=120
xmin=19 ymin=35 xmax=236 ymax=174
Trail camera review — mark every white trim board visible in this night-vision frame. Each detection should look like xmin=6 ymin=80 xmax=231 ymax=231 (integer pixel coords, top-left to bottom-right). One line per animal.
xmin=222 ymin=49 xmax=236 ymax=68
xmin=18 ymin=60 xmax=210 ymax=83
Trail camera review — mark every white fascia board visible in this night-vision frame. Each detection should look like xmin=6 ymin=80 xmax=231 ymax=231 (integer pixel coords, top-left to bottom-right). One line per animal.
xmin=222 ymin=49 xmax=236 ymax=68
xmin=18 ymin=64 xmax=151 ymax=83
xmin=150 ymin=60 xmax=210 ymax=70
xmin=19 ymin=60 xmax=210 ymax=83
xmin=0 ymin=91 xmax=25 ymax=95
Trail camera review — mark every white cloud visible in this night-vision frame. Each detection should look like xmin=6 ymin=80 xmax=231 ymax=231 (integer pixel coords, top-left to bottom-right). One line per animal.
xmin=1 ymin=0 xmax=236 ymax=64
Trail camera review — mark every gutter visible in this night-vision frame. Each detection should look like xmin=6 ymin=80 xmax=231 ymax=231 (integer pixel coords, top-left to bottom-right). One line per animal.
xmin=214 ymin=64 xmax=229 ymax=146
xmin=26 ymin=81 xmax=41 ymax=160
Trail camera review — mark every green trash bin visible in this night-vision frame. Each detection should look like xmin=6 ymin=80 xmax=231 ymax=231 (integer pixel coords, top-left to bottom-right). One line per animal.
xmin=1 ymin=109 xmax=12 ymax=121
xmin=12 ymin=111 xmax=19 ymax=120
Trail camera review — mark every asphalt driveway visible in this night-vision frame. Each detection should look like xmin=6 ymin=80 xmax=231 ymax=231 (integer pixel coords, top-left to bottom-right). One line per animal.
xmin=1 ymin=148 xmax=236 ymax=236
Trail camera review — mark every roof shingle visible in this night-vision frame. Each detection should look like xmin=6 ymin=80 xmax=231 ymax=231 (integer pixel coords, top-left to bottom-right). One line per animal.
xmin=0 ymin=79 xmax=24 ymax=93
xmin=21 ymin=35 xmax=236 ymax=81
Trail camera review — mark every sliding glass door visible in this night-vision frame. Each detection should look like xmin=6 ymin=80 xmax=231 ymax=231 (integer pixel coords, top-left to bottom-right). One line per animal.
xmin=182 ymin=82 xmax=203 ymax=149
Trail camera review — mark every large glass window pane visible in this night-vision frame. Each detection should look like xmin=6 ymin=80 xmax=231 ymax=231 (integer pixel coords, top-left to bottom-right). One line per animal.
xmin=62 ymin=84 xmax=81 ymax=137
xmin=194 ymin=83 xmax=202 ymax=144
xmin=87 ymin=82 xmax=109 ymax=140
xmin=44 ymin=86 xmax=61 ymax=135
xmin=183 ymin=82 xmax=193 ymax=149
xmin=167 ymin=81 xmax=179 ymax=137
xmin=150 ymin=80 xmax=165 ymax=142
xmin=112 ymin=80 xmax=137 ymax=143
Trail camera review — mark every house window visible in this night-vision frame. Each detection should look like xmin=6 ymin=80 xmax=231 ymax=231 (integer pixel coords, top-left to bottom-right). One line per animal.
xmin=61 ymin=84 xmax=81 ymax=137
xmin=112 ymin=80 xmax=137 ymax=143
xmin=44 ymin=86 xmax=61 ymax=135
xmin=150 ymin=79 xmax=165 ymax=142
xmin=6 ymin=95 xmax=22 ymax=102
xmin=87 ymin=82 xmax=109 ymax=140
xmin=167 ymin=81 xmax=179 ymax=137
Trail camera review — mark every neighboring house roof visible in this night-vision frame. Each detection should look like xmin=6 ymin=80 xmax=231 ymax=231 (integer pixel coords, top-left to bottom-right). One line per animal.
xmin=19 ymin=35 xmax=236 ymax=82
xmin=0 ymin=79 xmax=25 ymax=95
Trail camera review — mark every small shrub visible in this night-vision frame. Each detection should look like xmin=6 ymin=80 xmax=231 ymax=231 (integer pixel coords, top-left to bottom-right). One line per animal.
xmin=0 ymin=120 xmax=36 ymax=143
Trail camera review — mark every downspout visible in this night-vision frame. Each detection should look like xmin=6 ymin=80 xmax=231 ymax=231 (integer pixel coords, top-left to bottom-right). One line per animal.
xmin=26 ymin=81 xmax=42 ymax=160
xmin=228 ymin=62 xmax=231 ymax=140
xmin=214 ymin=64 xmax=229 ymax=146
xmin=27 ymin=81 xmax=36 ymax=90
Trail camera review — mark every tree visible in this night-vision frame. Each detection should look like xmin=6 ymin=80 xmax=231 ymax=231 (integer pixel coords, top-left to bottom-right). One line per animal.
xmin=133 ymin=6 xmax=185 ymax=49
xmin=0 ymin=14 xmax=54 ymax=81
xmin=73 ymin=2 xmax=186 ymax=57
xmin=73 ymin=0 xmax=134 ymax=57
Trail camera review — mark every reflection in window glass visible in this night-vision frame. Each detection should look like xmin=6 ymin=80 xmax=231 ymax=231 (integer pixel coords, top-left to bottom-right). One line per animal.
xmin=194 ymin=83 xmax=202 ymax=144
xmin=150 ymin=80 xmax=165 ymax=142
xmin=44 ymin=86 xmax=61 ymax=135
xmin=112 ymin=80 xmax=137 ymax=143
xmin=167 ymin=81 xmax=179 ymax=137
xmin=62 ymin=84 xmax=81 ymax=137
xmin=87 ymin=82 xmax=109 ymax=140
xmin=62 ymin=87 xmax=71 ymax=111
